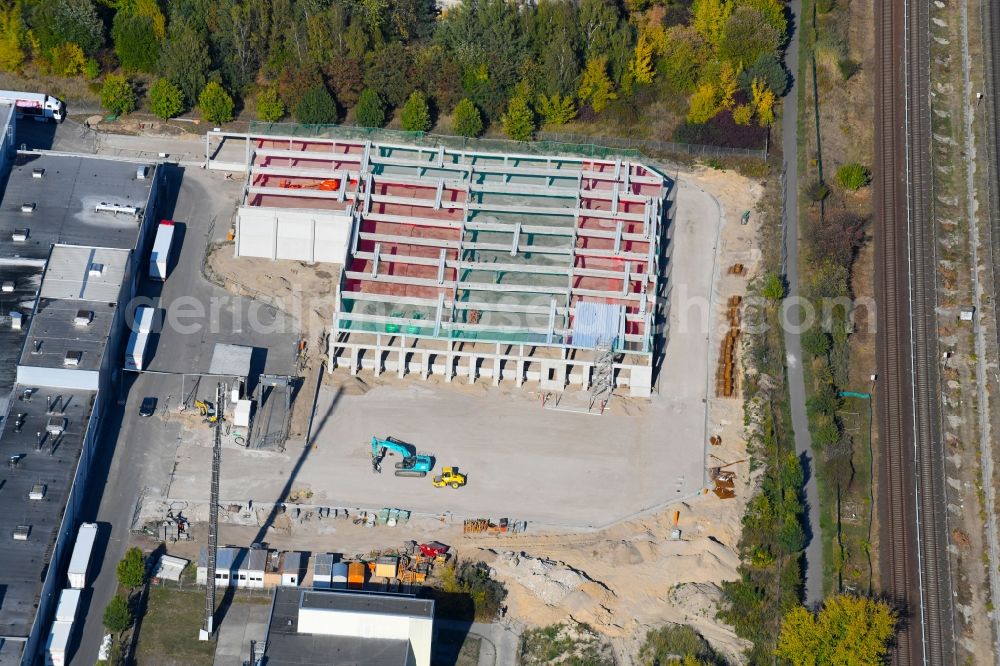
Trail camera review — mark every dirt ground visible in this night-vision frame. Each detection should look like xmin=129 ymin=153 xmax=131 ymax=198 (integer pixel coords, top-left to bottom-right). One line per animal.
xmin=182 ymin=163 xmax=764 ymax=661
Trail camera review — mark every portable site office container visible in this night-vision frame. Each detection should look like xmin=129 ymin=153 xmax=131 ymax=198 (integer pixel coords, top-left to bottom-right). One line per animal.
xmin=125 ymin=307 xmax=155 ymax=371
xmin=67 ymin=523 xmax=98 ymax=589
xmin=149 ymin=220 xmax=175 ymax=281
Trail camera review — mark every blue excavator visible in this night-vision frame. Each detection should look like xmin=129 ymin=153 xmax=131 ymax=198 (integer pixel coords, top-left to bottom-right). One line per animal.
xmin=371 ymin=436 xmax=434 ymax=477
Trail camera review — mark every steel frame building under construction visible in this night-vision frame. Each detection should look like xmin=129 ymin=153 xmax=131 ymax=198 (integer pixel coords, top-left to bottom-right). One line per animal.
xmin=228 ymin=133 xmax=672 ymax=397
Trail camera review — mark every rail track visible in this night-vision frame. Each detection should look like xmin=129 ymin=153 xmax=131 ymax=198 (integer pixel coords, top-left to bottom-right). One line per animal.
xmin=875 ymin=0 xmax=955 ymax=660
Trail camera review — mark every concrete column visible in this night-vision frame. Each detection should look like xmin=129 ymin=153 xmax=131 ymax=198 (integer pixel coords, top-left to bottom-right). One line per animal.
xmin=421 ymin=352 xmax=431 ymax=380
xmin=375 ymin=337 xmax=384 ymax=377
xmin=493 ymin=344 xmax=502 ymax=385
xmin=349 ymin=347 xmax=359 ymax=376
xmin=398 ymin=337 xmax=406 ymax=378
xmin=581 ymin=364 xmax=591 ymax=391
xmin=468 ymin=356 xmax=476 ymax=384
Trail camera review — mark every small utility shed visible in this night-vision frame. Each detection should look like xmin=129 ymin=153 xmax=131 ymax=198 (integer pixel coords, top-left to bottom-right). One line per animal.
xmin=313 ymin=553 xmax=335 ymax=589
xmin=209 ymin=343 xmax=253 ymax=382
xmin=280 ymin=551 xmax=306 ymax=587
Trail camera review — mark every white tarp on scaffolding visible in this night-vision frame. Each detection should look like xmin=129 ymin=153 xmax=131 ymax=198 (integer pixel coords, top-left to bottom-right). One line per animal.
xmin=570 ymin=301 xmax=622 ymax=349
xmin=236 ymin=207 xmax=352 ymax=263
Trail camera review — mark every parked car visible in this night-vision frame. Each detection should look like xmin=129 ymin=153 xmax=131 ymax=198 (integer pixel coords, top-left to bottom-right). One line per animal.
xmin=139 ymin=397 xmax=157 ymax=417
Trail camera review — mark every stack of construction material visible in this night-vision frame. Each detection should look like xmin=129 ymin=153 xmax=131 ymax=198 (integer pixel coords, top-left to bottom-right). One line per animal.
xmin=716 ymin=296 xmax=742 ymax=398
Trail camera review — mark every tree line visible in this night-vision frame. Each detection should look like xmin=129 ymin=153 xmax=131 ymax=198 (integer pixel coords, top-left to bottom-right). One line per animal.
xmin=0 ymin=0 xmax=787 ymax=144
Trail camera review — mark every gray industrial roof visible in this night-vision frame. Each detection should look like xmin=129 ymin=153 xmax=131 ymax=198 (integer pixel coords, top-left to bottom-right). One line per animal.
xmin=38 ymin=245 xmax=130 ymax=302
xmin=264 ymin=587 xmax=423 ymax=666
xmin=0 ymin=385 xmax=95 ymax=639
xmin=281 ymin=551 xmax=304 ymax=573
xmin=0 ymin=153 xmax=155 ymax=260
xmin=0 ymin=261 xmax=42 ymax=404
xmin=18 ymin=298 xmax=117 ymax=372
xmin=208 ymin=343 xmax=253 ymax=378
xmin=313 ymin=553 xmax=335 ymax=576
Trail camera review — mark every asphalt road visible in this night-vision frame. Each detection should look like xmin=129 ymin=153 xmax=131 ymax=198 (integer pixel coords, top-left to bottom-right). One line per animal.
xmin=13 ymin=122 xmax=299 ymax=664
xmin=780 ymin=0 xmax=825 ymax=606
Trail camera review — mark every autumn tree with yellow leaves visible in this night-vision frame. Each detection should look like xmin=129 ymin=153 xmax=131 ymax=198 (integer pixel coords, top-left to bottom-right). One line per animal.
xmin=777 ymin=595 xmax=896 ymax=666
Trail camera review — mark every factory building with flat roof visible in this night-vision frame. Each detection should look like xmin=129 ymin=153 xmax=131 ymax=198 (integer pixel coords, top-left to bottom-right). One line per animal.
xmin=0 ymin=150 xmax=160 ymax=665
xmin=264 ymin=587 xmax=434 ymax=666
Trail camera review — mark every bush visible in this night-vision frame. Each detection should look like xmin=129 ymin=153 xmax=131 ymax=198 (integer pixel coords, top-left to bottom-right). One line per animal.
xmin=501 ymin=95 xmax=535 ymax=141
xmin=520 ymin=623 xmax=614 ymax=666
xmin=435 ymin=560 xmax=506 ymax=622
xmin=100 ymin=74 xmax=136 ymax=116
xmin=294 ymin=85 xmax=338 ymax=125
xmin=255 ymin=86 xmax=284 ymax=122
xmin=638 ymin=625 xmax=724 ymax=665
xmin=836 ymin=162 xmax=871 ymax=190
xmin=673 ymin=108 xmax=769 ymax=149
xmin=354 ymin=88 xmax=385 ymax=128
xmin=102 ymin=595 xmax=132 ymax=633
xmin=838 ymin=57 xmax=860 ymax=81
xmin=452 ymin=98 xmax=483 ymax=138
xmin=806 ymin=180 xmax=830 ymax=202
xmin=50 ymin=42 xmax=87 ymax=77
xmin=198 ymin=82 xmax=234 ymax=124
xmin=400 ymin=91 xmax=431 ymax=132
xmin=149 ymin=78 xmax=184 ymax=120
xmin=116 ymin=546 xmax=146 ymax=589
xmin=84 ymin=57 xmax=100 ymax=80
xmin=761 ymin=272 xmax=785 ymax=301
xmin=802 ymin=328 xmax=832 ymax=357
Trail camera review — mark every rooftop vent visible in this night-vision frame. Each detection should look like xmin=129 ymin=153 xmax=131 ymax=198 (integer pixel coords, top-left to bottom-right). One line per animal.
xmin=28 ymin=484 xmax=45 ymax=500
xmin=20 ymin=202 xmax=35 ymax=213
xmin=11 ymin=228 xmax=27 ymax=242
xmin=1 ymin=280 xmax=13 ymax=293
xmin=31 ymin=168 xmax=44 ymax=179
xmin=30 ymin=340 xmax=41 ymax=355
xmin=88 ymin=263 xmax=105 ymax=277
xmin=13 ymin=525 xmax=30 ymax=541
xmin=10 ymin=311 xmax=22 ymax=330
xmin=95 ymin=202 xmax=139 ymax=216
xmin=46 ymin=416 xmax=66 ymax=434
xmin=73 ymin=310 xmax=93 ymax=327
xmin=136 ymin=166 xmax=149 ymax=180
xmin=63 ymin=351 xmax=82 ymax=367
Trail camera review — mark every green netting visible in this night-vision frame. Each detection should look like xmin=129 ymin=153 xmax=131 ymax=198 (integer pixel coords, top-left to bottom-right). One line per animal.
xmin=248 ymin=121 xmax=643 ymax=161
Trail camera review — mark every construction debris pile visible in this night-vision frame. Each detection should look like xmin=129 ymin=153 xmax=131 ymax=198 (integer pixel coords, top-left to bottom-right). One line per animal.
xmin=463 ymin=518 xmax=528 ymax=534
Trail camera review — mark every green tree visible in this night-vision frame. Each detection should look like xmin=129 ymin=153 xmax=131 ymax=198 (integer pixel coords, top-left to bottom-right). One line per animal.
xmin=836 ymin=163 xmax=872 ymax=190
xmin=294 ymin=85 xmax=338 ymax=125
xmin=116 ymin=546 xmax=146 ymax=589
xmin=112 ymin=11 xmax=158 ymax=72
xmin=255 ymin=86 xmax=285 ymax=122
xmin=50 ymin=42 xmax=86 ymax=76
xmin=363 ymin=43 xmax=411 ymax=107
xmin=577 ymin=56 xmax=617 ymax=113
xmin=0 ymin=2 xmax=26 ymax=72
xmin=159 ymin=19 xmax=210 ymax=106
xmin=777 ymin=595 xmax=896 ymax=665
xmin=501 ymin=95 xmax=535 ymax=141
xmin=100 ymin=74 xmax=136 ymax=116
xmin=400 ymin=91 xmax=431 ymax=132
xmin=536 ymin=93 xmax=576 ymax=126
xmin=660 ymin=26 xmax=710 ymax=94
xmin=452 ymin=98 xmax=483 ymax=137
xmin=102 ymin=595 xmax=132 ymax=634
xmin=29 ymin=0 xmax=104 ymax=55
xmin=198 ymin=82 xmax=234 ymax=124
xmin=149 ymin=78 xmax=184 ymax=120
xmin=354 ymin=88 xmax=385 ymax=128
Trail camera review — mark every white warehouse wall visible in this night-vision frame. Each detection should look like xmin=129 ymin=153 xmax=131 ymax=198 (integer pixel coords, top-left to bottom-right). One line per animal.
xmin=297 ymin=607 xmax=411 ymax=640
xmin=236 ymin=207 xmax=352 ymax=264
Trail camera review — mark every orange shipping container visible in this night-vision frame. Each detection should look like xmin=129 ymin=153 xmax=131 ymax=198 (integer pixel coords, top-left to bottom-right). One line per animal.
xmin=348 ymin=562 xmax=365 ymax=589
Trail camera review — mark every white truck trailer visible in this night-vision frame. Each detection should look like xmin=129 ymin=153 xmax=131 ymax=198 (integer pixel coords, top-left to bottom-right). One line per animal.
xmin=149 ymin=220 xmax=175 ymax=281
xmin=45 ymin=620 xmax=72 ymax=666
xmin=125 ymin=306 xmax=155 ymax=371
xmin=66 ymin=523 xmax=98 ymax=589
xmin=0 ymin=90 xmax=64 ymax=122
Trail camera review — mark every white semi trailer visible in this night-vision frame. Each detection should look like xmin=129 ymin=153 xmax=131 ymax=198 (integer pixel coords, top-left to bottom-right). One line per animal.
xmin=125 ymin=306 xmax=155 ymax=371
xmin=149 ymin=220 xmax=175 ymax=281
xmin=66 ymin=523 xmax=98 ymax=589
